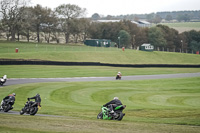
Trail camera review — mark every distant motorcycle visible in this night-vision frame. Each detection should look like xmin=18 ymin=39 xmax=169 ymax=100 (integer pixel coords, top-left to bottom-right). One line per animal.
xmin=20 ymin=99 xmax=39 ymax=115
xmin=116 ymin=74 xmax=121 ymax=80
xmin=0 ymin=75 xmax=7 ymax=86
xmin=97 ymin=105 xmax=126 ymax=121
xmin=1 ymin=98 xmax=15 ymax=112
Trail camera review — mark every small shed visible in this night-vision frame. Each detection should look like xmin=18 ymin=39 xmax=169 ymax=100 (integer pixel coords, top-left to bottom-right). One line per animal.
xmin=84 ymin=39 xmax=111 ymax=47
xmin=140 ymin=43 xmax=154 ymax=51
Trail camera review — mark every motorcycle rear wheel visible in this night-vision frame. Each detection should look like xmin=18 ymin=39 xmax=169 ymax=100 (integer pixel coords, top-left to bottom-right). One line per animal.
xmin=3 ymin=104 xmax=11 ymax=112
xmin=114 ymin=112 xmax=123 ymax=121
xmin=30 ymin=107 xmax=38 ymax=115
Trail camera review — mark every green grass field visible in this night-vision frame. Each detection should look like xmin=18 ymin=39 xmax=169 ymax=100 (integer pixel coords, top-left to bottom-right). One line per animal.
xmin=0 ymin=77 xmax=200 ymax=132
xmin=0 ymin=42 xmax=200 ymax=132
xmin=161 ymin=22 xmax=200 ymax=33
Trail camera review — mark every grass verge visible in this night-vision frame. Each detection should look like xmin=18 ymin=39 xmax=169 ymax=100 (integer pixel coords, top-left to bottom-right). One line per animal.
xmin=0 ymin=65 xmax=200 ymax=78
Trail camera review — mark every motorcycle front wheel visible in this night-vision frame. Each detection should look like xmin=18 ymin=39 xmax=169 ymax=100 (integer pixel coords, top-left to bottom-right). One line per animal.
xmin=97 ymin=112 xmax=103 ymax=119
xmin=20 ymin=110 xmax=24 ymax=115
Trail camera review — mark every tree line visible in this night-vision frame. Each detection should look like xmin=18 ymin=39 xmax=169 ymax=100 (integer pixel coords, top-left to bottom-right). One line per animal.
xmin=0 ymin=0 xmax=88 ymax=43
xmin=0 ymin=0 xmax=200 ymax=53
xmin=93 ymin=11 xmax=200 ymax=23
xmin=89 ymin=21 xmax=200 ymax=53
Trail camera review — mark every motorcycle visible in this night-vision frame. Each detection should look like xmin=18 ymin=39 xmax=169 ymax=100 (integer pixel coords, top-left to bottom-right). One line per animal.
xmin=116 ymin=74 xmax=121 ymax=80
xmin=97 ymin=105 xmax=126 ymax=121
xmin=0 ymin=75 xmax=7 ymax=86
xmin=20 ymin=99 xmax=39 ymax=115
xmin=1 ymin=98 xmax=15 ymax=112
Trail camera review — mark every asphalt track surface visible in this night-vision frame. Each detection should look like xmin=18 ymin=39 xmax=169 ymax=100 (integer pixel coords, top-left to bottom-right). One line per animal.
xmin=3 ymin=72 xmax=200 ymax=86
xmin=1 ymin=72 xmax=200 ymax=116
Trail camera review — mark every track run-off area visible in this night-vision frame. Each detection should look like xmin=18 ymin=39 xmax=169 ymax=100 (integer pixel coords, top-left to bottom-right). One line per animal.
xmin=1 ymin=73 xmax=200 ymax=133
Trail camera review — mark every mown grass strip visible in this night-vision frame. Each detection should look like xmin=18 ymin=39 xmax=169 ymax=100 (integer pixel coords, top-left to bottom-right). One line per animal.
xmin=0 ymin=65 xmax=200 ymax=78
xmin=0 ymin=77 xmax=199 ymax=126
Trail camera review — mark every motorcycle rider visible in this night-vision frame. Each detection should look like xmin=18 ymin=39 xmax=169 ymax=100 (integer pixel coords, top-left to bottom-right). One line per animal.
xmin=0 ymin=93 xmax=16 ymax=110
xmin=103 ymin=97 xmax=123 ymax=113
xmin=116 ymin=71 xmax=122 ymax=80
xmin=28 ymin=93 xmax=41 ymax=107
xmin=117 ymin=72 xmax=121 ymax=77
xmin=0 ymin=75 xmax=7 ymax=85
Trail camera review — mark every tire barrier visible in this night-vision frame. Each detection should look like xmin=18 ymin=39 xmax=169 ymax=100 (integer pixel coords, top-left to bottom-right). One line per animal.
xmin=0 ymin=60 xmax=99 ymax=66
xmin=100 ymin=63 xmax=200 ymax=68
xmin=0 ymin=60 xmax=200 ymax=68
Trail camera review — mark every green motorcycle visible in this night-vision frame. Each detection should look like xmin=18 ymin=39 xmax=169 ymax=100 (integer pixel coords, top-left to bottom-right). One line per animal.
xmin=97 ymin=105 xmax=126 ymax=121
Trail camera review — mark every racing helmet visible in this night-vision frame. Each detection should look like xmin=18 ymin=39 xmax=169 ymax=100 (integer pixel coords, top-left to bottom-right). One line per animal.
xmin=12 ymin=93 xmax=16 ymax=96
xmin=114 ymin=97 xmax=119 ymax=100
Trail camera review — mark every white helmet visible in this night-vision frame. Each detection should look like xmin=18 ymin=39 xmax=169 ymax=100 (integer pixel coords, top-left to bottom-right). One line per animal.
xmin=114 ymin=97 xmax=119 ymax=100
xmin=3 ymin=75 xmax=7 ymax=79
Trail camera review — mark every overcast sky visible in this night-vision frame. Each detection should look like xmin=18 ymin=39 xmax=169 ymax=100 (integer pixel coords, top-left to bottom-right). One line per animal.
xmin=31 ymin=0 xmax=200 ymax=17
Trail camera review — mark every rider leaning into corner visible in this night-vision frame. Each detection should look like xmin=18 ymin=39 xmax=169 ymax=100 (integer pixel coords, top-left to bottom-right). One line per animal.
xmin=103 ymin=97 xmax=123 ymax=113
xmin=28 ymin=93 xmax=41 ymax=107
xmin=0 ymin=93 xmax=16 ymax=110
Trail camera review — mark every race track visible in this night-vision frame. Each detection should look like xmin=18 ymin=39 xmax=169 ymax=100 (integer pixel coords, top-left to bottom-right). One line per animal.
xmin=1 ymin=72 xmax=200 ymax=117
xmin=4 ymin=72 xmax=200 ymax=86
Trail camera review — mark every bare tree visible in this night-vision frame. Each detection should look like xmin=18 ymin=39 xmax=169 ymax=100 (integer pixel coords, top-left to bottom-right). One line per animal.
xmin=55 ymin=4 xmax=86 ymax=43
xmin=19 ymin=7 xmax=35 ymax=42
xmin=41 ymin=9 xmax=57 ymax=43
xmin=69 ymin=18 xmax=90 ymax=43
xmin=0 ymin=0 xmax=28 ymax=41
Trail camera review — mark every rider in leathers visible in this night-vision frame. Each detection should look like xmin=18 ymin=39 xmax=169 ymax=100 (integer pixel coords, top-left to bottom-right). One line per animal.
xmin=0 ymin=93 xmax=16 ymax=110
xmin=103 ymin=97 xmax=122 ymax=113
xmin=28 ymin=93 xmax=41 ymax=107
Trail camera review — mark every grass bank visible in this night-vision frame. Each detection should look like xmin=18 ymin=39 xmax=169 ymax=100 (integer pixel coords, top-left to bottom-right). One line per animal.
xmin=0 ymin=41 xmax=200 ymax=64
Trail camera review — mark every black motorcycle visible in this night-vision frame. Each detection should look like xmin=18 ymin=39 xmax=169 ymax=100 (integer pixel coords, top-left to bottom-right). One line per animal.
xmin=1 ymin=99 xmax=15 ymax=112
xmin=20 ymin=99 xmax=39 ymax=115
xmin=116 ymin=75 xmax=121 ymax=80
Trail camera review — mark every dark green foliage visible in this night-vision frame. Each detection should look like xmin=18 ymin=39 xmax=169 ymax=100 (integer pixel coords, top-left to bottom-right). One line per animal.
xmin=182 ymin=30 xmax=200 ymax=52
xmin=190 ymin=41 xmax=200 ymax=52
xmin=118 ymin=30 xmax=131 ymax=48
xmin=148 ymin=27 xmax=167 ymax=48
xmin=157 ymin=25 xmax=181 ymax=51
